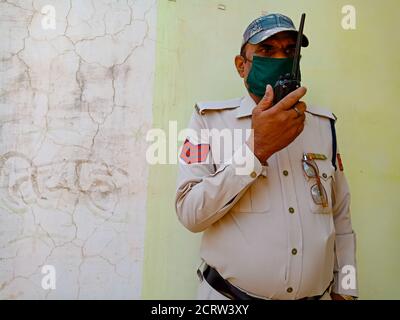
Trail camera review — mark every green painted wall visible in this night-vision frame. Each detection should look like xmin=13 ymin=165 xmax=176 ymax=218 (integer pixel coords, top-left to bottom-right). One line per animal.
xmin=142 ymin=0 xmax=400 ymax=299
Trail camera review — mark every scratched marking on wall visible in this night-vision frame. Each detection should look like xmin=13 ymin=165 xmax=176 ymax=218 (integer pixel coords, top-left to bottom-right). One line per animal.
xmin=0 ymin=152 xmax=129 ymax=218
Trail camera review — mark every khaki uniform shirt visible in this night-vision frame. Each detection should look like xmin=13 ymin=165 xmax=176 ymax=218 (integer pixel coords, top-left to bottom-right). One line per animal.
xmin=175 ymin=93 xmax=358 ymax=299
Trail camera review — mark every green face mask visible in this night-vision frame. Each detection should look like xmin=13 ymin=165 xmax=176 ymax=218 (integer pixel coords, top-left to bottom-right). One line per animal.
xmin=246 ymin=56 xmax=295 ymax=97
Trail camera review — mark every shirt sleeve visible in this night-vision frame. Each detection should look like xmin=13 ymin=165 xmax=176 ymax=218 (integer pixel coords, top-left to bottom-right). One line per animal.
xmin=175 ymin=110 xmax=263 ymax=233
xmin=331 ymin=149 xmax=358 ymax=297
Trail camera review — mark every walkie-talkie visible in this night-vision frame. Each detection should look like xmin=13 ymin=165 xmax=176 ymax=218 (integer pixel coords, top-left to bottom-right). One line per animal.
xmin=273 ymin=13 xmax=306 ymax=104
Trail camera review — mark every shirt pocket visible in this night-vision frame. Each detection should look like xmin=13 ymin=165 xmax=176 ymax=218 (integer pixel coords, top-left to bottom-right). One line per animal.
xmin=230 ymin=176 xmax=271 ymax=214
xmin=304 ymin=160 xmax=335 ymax=214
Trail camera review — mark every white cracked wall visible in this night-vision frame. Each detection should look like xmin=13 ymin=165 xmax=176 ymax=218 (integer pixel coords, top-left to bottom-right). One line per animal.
xmin=0 ymin=0 xmax=156 ymax=299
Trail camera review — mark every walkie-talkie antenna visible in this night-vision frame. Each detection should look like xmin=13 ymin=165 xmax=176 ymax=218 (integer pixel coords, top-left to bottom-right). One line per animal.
xmin=291 ymin=13 xmax=306 ymax=80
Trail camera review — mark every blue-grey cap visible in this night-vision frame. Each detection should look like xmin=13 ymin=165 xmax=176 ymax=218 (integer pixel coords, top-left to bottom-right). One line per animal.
xmin=241 ymin=13 xmax=309 ymax=49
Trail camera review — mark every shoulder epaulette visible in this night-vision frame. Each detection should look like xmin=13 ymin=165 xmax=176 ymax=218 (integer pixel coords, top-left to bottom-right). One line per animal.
xmin=195 ymin=98 xmax=241 ymax=115
xmin=306 ymin=106 xmax=337 ymax=121
xmin=306 ymin=106 xmax=339 ymax=170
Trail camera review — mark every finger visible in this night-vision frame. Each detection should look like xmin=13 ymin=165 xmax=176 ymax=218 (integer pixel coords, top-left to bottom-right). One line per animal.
xmin=287 ymin=109 xmax=306 ymax=124
xmin=295 ymin=121 xmax=305 ymax=136
xmin=290 ymin=114 xmax=305 ymax=129
xmin=291 ymin=108 xmax=301 ymax=119
xmin=295 ymin=101 xmax=307 ymax=113
xmin=275 ymin=86 xmax=307 ymax=111
xmin=289 ymin=102 xmax=307 ymax=119
xmin=258 ymin=84 xmax=274 ymax=112
xmin=292 ymin=112 xmax=306 ymax=125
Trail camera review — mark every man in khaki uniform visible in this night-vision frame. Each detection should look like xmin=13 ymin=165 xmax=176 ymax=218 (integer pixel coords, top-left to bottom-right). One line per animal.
xmin=175 ymin=13 xmax=358 ymax=300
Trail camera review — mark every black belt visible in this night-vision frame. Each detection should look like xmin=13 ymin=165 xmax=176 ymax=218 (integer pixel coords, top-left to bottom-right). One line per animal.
xmin=203 ymin=265 xmax=325 ymax=300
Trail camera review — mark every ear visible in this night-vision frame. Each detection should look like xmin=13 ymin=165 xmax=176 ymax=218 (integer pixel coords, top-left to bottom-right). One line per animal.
xmin=234 ymin=55 xmax=246 ymax=78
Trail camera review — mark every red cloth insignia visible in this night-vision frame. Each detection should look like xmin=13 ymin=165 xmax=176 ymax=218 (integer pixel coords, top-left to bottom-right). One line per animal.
xmin=337 ymin=153 xmax=344 ymax=171
xmin=180 ymin=139 xmax=210 ymax=164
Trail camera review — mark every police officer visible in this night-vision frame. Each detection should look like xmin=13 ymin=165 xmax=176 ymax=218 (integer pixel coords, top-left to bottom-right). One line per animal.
xmin=175 ymin=13 xmax=358 ymax=300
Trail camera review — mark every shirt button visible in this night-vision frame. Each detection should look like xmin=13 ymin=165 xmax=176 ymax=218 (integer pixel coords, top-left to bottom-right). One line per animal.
xmin=322 ymin=173 xmax=328 ymax=178
xmin=292 ymin=248 xmax=298 ymax=255
xmin=283 ymin=170 xmax=289 ymax=176
xmin=288 ymin=207 xmax=295 ymax=214
xmin=250 ymin=171 xmax=257 ymax=178
xmin=287 ymin=287 xmax=293 ymax=293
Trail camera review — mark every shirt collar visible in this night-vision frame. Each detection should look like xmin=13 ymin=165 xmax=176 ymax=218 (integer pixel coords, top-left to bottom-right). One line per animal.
xmin=236 ymin=92 xmax=257 ymax=119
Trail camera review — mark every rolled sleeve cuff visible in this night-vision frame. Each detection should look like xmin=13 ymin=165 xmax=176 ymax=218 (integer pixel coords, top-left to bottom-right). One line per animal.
xmin=332 ymin=232 xmax=358 ymax=297
xmin=230 ymin=142 xmax=263 ymax=180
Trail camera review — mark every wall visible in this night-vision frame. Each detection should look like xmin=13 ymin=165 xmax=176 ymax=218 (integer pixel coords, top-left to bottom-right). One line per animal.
xmin=0 ymin=0 xmax=156 ymax=299
xmin=142 ymin=0 xmax=400 ymax=299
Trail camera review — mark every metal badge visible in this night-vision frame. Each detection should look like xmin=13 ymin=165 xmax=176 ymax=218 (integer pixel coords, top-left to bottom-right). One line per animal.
xmin=306 ymin=153 xmax=327 ymax=161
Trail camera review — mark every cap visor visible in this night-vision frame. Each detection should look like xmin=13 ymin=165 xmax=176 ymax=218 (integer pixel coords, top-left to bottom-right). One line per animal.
xmin=248 ymin=27 xmax=309 ymax=47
